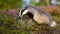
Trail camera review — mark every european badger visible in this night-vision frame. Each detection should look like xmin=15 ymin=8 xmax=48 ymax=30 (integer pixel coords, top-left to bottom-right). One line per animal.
xmin=19 ymin=6 xmax=57 ymax=27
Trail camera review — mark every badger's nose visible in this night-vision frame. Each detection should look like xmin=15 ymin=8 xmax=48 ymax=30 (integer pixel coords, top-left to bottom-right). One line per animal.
xmin=16 ymin=12 xmax=22 ymax=20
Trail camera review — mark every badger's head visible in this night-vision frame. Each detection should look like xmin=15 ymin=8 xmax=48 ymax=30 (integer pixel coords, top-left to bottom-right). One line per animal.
xmin=19 ymin=6 xmax=34 ymax=20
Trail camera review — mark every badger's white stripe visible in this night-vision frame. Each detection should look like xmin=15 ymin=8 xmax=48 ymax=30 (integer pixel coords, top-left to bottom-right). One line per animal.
xmin=50 ymin=21 xmax=57 ymax=27
xmin=19 ymin=9 xmax=23 ymax=17
xmin=22 ymin=9 xmax=29 ymax=16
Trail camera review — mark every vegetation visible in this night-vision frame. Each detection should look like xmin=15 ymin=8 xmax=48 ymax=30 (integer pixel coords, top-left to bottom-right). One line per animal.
xmin=0 ymin=0 xmax=60 ymax=34
xmin=0 ymin=0 xmax=23 ymax=10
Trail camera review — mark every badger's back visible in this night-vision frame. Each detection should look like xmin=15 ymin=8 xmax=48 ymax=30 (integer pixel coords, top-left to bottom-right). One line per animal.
xmin=33 ymin=8 xmax=56 ymax=27
xmin=33 ymin=12 xmax=51 ymax=24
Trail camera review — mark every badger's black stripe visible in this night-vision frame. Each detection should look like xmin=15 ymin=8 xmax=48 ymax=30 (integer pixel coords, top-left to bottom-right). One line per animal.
xmin=21 ymin=6 xmax=29 ymax=16
xmin=21 ymin=8 xmax=26 ymax=16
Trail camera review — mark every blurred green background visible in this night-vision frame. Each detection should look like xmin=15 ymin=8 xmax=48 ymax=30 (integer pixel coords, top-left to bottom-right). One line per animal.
xmin=0 ymin=0 xmax=60 ymax=34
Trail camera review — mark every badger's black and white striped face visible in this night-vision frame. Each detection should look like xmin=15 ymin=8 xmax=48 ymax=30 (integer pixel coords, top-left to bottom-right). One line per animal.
xmin=19 ymin=6 xmax=34 ymax=19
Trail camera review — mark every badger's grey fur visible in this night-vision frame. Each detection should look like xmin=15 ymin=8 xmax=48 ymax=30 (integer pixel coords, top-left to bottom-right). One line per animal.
xmin=19 ymin=6 xmax=57 ymax=27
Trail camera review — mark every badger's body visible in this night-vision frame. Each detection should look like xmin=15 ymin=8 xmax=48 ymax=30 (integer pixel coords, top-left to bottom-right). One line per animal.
xmin=19 ymin=6 xmax=57 ymax=27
